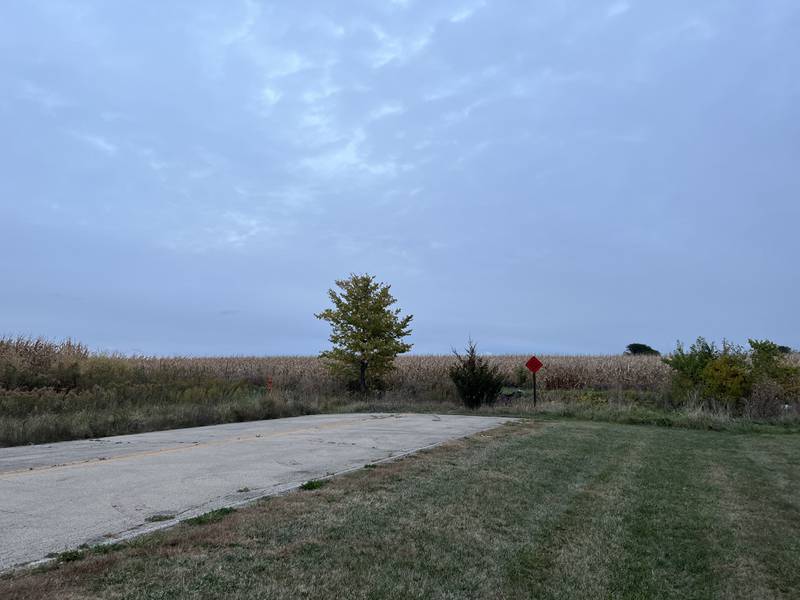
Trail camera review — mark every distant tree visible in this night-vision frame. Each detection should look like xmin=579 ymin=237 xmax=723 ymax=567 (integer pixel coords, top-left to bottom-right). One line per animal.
xmin=777 ymin=345 xmax=794 ymax=354
xmin=625 ymin=343 xmax=660 ymax=356
xmin=315 ymin=274 xmax=413 ymax=393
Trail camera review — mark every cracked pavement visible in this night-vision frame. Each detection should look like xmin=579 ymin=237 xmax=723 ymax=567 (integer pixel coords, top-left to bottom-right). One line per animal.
xmin=0 ymin=413 xmax=511 ymax=571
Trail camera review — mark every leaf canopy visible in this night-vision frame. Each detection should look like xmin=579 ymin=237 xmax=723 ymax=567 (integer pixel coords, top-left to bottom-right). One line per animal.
xmin=315 ymin=274 xmax=413 ymax=389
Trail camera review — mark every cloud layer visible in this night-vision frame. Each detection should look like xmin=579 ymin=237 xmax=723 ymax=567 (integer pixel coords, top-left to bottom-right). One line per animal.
xmin=1 ymin=0 xmax=799 ymax=354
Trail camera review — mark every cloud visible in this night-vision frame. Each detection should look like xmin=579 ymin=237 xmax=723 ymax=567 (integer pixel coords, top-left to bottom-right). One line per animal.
xmin=297 ymin=106 xmax=346 ymax=146
xmin=422 ymin=66 xmax=501 ymax=102
xmin=100 ymin=111 xmax=128 ymax=122
xmin=163 ymin=211 xmax=275 ymax=252
xmin=313 ymin=18 xmax=346 ymax=39
xmin=368 ymin=102 xmax=406 ymax=121
xmin=221 ymin=0 xmax=261 ymax=45
xmin=135 ymin=146 xmax=171 ymax=172
xmin=70 ymin=131 xmax=118 ymax=156
xmin=450 ymin=2 xmax=486 ymax=24
xmin=424 ymin=81 xmax=468 ymax=102
xmin=299 ymin=128 xmax=407 ymax=178
xmin=443 ymin=98 xmax=488 ymax=123
xmin=301 ymin=80 xmax=341 ymax=104
xmin=229 ymin=182 xmax=321 ymax=215
xmin=262 ymin=185 xmax=321 ymax=212
xmin=260 ymin=86 xmax=282 ymax=107
xmin=218 ymin=211 xmax=269 ymax=246
xmin=368 ymin=24 xmax=433 ymax=68
xmin=264 ymin=51 xmax=313 ymax=79
xmin=454 ymin=139 xmax=492 ymax=166
xmin=19 ymin=81 xmax=68 ymax=113
xmin=647 ymin=16 xmax=717 ymax=46
xmin=678 ymin=17 xmax=717 ymax=40
xmin=606 ymin=2 xmax=630 ymax=19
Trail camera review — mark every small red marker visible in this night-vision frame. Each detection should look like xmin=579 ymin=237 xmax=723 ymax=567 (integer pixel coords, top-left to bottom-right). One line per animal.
xmin=525 ymin=356 xmax=543 ymax=373
xmin=525 ymin=356 xmax=543 ymax=405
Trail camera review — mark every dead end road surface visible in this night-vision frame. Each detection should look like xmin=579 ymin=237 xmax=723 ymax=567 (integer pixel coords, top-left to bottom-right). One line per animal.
xmin=0 ymin=413 xmax=512 ymax=572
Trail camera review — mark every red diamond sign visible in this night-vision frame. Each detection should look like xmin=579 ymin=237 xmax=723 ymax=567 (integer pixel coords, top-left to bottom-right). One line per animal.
xmin=525 ymin=356 xmax=543 ymax=373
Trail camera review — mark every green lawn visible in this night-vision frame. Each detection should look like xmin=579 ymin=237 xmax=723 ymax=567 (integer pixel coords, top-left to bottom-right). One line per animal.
xmin=3 ymin=420 xmax=799 ymax=599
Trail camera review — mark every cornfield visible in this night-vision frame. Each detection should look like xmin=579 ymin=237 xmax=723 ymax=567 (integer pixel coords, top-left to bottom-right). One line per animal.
xmin=4 ymin=337 xmax=798 ymax=395
xmin=0 ymin=336 xmax=672 ymax=393
xmin=2 ymin=337 xmax=798 ymax=446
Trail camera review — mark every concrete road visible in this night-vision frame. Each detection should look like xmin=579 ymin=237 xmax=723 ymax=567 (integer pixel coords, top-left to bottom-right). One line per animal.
xmin=0 ymin=413 xmax=511 ymax=571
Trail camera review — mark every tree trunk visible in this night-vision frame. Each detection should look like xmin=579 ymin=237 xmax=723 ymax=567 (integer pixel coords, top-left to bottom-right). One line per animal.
xmin=359 ymin=360 xmax=368 ymax=393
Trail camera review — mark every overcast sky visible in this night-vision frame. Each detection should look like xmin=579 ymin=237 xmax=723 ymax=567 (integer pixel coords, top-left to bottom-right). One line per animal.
xmin=1 ymin=1 xmax=798 ymax=356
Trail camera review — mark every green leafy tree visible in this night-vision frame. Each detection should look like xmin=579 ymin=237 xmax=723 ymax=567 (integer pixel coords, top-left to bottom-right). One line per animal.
xmin=316 ymin=274 xmax=413 ymax=392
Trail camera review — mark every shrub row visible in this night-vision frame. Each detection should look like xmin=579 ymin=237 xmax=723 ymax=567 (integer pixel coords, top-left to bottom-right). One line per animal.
xmin=665 ymin=338 xmax=799 ymax=417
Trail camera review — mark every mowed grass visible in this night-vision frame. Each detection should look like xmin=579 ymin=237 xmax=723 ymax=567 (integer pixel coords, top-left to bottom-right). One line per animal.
xmin=3 ymin=420 xmax=799 ymax=599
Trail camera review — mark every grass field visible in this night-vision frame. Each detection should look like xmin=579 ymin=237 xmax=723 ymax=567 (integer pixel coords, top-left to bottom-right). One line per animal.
xmin=3 ymin=419 xmax=799 ymax=599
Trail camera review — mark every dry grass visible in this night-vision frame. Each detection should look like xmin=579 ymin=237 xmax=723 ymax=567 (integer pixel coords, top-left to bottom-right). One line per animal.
xmin=2 ymin=337 xmax=797 ymax=446
xmin=4 ymin=337 xmax=795 ymax=394
xmin=1 ymin=335 xmax=673 ymax=393
xmin=111 ymin=350 xmax=800 ymax=394
xmin=113 ymin=353 xmax=673 ymax=395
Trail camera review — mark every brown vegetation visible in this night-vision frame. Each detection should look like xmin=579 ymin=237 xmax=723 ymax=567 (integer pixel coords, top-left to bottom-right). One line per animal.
xmin=87 ymin=352 xmax=674 ymax=394
xmin=1 ymin=337 xmax=797 ymax=446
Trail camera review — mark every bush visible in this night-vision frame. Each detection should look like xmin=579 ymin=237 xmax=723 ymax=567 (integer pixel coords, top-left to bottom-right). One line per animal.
xmin=750 ymin=339 xmax=799 ymax=384
xmin=449 ymin=341 xmax=506 ymax=409
xmin=663 ymin=337 xmax=717 ymax=391
xmin=664 ymin=337 xmax=800 ymax=415
xmin=744 ymin=378 xmax=787 ymax=419
xmin=701 ymin=343 xmax=750 ymax=409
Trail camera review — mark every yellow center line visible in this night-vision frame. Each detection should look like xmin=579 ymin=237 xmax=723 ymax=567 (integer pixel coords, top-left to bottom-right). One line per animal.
xmin=0 ymin=415 xmax=405 ymax=480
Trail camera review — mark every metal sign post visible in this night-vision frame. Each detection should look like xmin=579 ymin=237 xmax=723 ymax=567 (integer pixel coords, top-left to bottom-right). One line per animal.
xmin=525 ymin=356 xmax=543 ymax=407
